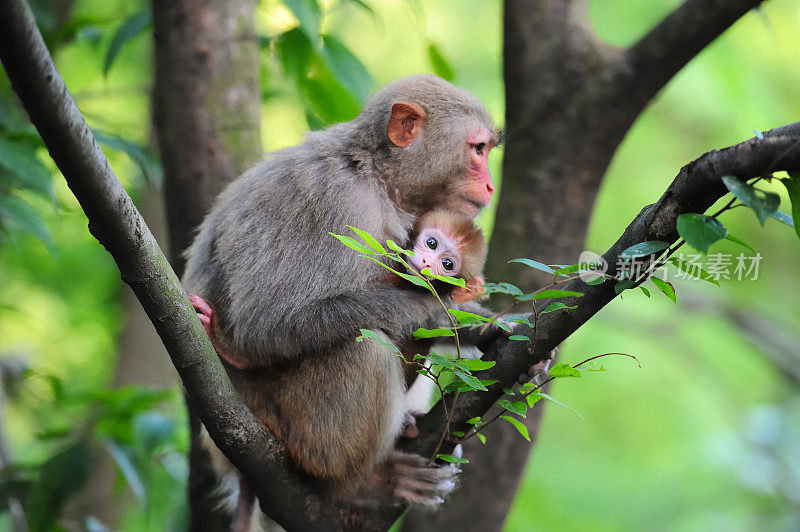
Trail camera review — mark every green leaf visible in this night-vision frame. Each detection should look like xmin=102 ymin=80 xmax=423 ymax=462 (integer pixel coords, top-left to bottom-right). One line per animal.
xmin=477 ymin=433 xmax=487 ymax=444
xmin=532 ymin=392 xmax=584 ymax=419
xmin=387 ymin=267 xmax=429 ymax=288
xmin=461 ymin=359 xmax=496 ymax=371
xmin=551 ymin=264 xmax=581 ymax=278
xmin=613 ymin=279 xmax=634 ymax=294
xmin=299 ymin=75 xmax=361 ymax=125
xmin=386 ymin=239 xmax=408 ymax=254
xmin=359 ymin=255 xmax=429 ymax=288
xmin=548 ymin=363 xmax=581 ymax=378
xmin=347 ymin=226 xmax=386 ymax=253
xmin=427 ymin=43 xmax=455 ymax=82
xmin=517 ymin=289 xmax=584 ymax=301
xmin=498 ymin=399 xmax=528 ymax=417
xmin=355 ymin=329 xmax=400 ymax=354
xmin=436 ymin=454 xmax=469 ymax=464
xmin=452 ymin=369 xmax=488 ymax=391
xmin=412 ymin=327 xmax=455 ymax=339
xmin=428 ymin=354 xmax=455 ymax=369
xmin=0 ymin=137 xmax=55 ymax=200
xmin=330 ymin=232 xmax=374 ymax=254
xmin=509 ymin=258 xmax=556 ymax=274
xmin=779 ymin=176 xmax=800 ymax=241
xmin=650 ymin=277 xmax=676 ymax=302
xmin=539 ymin=302 xmax=577 ymax=314
xmin=667 ymin=257 xmax=720 ymax=286
xmin=451 ymin=431 xmax=465 ymax=437
xmin=0 ymin=196 xmax=55 ymax=251
xmin=105 ymin=439 xmax=145 ymax=500
xmin=27 ymin=442 xmax=90 ymax=532
xmin=320 ymin=36 xmax=373 ymax=103
xmin=526 ymin=393 xmax=542 ymax=407
xmin=508 ymin=335 xmax=531 ymax=342
xmin=504 ymin=314 xmax=535 ymax=328
xmin=500 ymin=415 xmax=530 ymax=441
xmin=482 ymin=282 xmax=524 ymax=296
xmin=422 ymin=269 xmax=466 ymax=287
xmin=466 ymin=417 xmax=483 ymax=426
xmin=676 ymin=213 xmax=727 ymax=253
xmin=94 ymin=130 xmax=161 ymax=184
xmin=770 ymin=210 xmax=795 ymax=228
xmin=723 ymin=234 xmax=756 ymax=252
xmin=133 ymin=411 xmax=175 ymax=451
xmin=448 ymin=309 xmax=492 ymax=324
xmin=619 ymin=241 xmax=669 ymax=259
xmin=275 ymin=28 xmax=315 ymax=82
xmin=284 ymin=0 xmax=322 ymax=44
xmin=721 ymin=175 xmax=780 ymax=226
xmin=639 ymin=286 xmax=651 ymax=297
xmin=104 ymin=10 xmax=152 ymax=75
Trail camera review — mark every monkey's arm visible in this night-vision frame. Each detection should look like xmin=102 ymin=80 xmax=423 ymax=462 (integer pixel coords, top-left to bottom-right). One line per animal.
xmin=229 ymin=283 xmax=445 ymax=367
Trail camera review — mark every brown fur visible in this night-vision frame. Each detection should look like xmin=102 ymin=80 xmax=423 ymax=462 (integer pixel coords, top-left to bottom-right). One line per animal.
xmin=414 ymin=210 xmax=487 ymax=281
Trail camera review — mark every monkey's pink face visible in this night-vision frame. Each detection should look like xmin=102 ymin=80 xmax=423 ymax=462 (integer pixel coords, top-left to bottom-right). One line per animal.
xmin=410 ymin=228 xmax=462 ymax=277
xmin=457 ymin=128 xmax=496 ymax=217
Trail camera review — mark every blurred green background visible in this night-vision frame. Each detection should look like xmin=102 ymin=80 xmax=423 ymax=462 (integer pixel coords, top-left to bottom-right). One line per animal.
xmin=1 ymin=0 xmax=799 ymax=530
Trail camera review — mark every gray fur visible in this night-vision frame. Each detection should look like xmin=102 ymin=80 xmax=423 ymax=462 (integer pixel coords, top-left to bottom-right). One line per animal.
xmin=182 ymin=75 xmax=497 ymax=504
xmin=183 ymin=74 xmax=496 ymax=365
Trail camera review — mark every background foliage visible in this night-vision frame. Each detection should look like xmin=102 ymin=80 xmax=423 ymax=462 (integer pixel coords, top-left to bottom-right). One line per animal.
xmin=0 ymin=0 xmax=798 ymax=530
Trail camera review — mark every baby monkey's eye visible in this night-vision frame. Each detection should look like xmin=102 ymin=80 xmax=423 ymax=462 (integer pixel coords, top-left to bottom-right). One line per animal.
xmin=426 ymin=237 xmax=437 ymax=250
xmin=474 ymin=142 xmax=487 ymax=155
xmin=441 ymin=258 xmax=454 ymax=271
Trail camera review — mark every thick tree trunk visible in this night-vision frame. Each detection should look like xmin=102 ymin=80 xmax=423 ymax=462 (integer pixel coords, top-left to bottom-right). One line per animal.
xmin=150 ymin=1 xmax=262 ymax=529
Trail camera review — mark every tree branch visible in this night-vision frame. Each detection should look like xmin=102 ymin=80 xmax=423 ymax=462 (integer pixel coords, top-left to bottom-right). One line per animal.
xmin=0 ymin=2 xmax=340 ymax=530
xmin=599 ymin=0 xmax=763 ymax=133
xmin=403 ymin=126 xmax=800 ymax=460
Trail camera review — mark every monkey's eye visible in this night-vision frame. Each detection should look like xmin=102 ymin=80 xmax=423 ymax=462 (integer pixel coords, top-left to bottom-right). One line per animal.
xmin=474 ymin=142 xmax=487 ymax=156
xmin=426 ymin=237 xmax=438 ymax=250
xmin=442 ymin=258 xmax=454 ymax=271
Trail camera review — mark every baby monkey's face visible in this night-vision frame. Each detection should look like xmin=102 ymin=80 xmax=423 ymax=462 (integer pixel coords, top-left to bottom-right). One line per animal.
xmin=410 ymin=227 xmax=462 ymax=277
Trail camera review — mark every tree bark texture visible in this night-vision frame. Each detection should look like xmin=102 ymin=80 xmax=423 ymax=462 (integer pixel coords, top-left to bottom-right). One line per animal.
xmin=151 ymin=0 xmax=262 ymax=274
xmin=407 ymin=1 xmax=765 ymax=530
xmin=150 ymin=2 xmax=263 ymax=529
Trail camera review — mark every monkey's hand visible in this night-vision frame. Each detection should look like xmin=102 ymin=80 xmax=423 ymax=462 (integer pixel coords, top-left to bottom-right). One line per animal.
xmin=450 ymin=275 xmax=487 ymax=303
xmin=189 ymin=294 xmax=251 ymax=370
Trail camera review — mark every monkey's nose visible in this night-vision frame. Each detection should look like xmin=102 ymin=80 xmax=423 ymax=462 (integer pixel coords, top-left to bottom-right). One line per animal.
xmin=486 ymin=182 xmax=494 ymax=194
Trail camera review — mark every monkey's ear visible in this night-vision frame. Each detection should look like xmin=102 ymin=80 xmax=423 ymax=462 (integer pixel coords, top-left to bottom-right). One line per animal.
xmin=388 ymin=103 xmax=426 ymax=148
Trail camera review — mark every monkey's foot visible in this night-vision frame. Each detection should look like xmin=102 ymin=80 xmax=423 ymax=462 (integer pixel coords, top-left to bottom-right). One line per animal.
xmin=385 ymin=450 xmax=460 ymax=506
xmin=518 ymin=347 xmax=558 ymax=385
xmin=401 ymin=412 xmax=421 ymax=439
xmin=189 ymin=294 xmax=249 ymax=370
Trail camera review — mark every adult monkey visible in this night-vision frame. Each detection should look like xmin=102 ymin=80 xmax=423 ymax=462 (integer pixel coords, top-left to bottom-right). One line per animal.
xmin=183 ymin=75 xmax=501 ymax=509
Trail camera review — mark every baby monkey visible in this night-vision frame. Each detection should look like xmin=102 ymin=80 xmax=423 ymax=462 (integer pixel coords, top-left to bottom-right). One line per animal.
xmin=394 ymin=209 xmax=488 ymax=304
xmin=391 ymin=210 xmax=493 ymax=422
